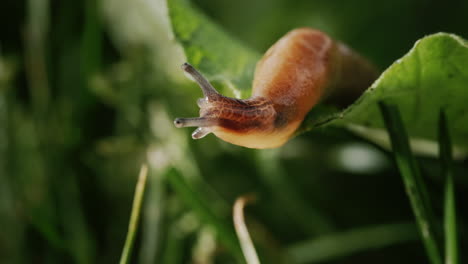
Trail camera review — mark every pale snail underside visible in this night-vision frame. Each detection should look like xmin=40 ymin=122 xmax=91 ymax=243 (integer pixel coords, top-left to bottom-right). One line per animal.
xmin=174 ymin=28 xmax=378 ymax=149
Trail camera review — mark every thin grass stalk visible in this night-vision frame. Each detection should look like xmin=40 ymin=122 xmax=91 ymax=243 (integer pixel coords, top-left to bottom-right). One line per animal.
xmin=119 ymin=164 xmax=149 ymax=264
xmin=438 ymin=111 xmax=459 ymax=264
xmin=379 ymin=102 xmax=442 ymax=264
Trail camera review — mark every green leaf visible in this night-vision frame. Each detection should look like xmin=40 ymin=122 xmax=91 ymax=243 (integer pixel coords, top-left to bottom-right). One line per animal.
xmin=167 ymin=0 xmax=260 ymax=98
xmin=167 ymin=0 xmax=468 ymax=149
xmin=379 ymin=102 xmax=442 ymax=264
xmin=438 ymin=111 xmax=459 ymax=264
xmin=330 ymin=33 xmax=468 ymax=149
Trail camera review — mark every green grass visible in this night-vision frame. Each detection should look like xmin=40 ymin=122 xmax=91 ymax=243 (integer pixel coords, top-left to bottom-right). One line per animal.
xmin=119 ymin=165 xmax=148 ymax=264
xmin=439 ymin=111 xmax=459 ymax=264
xmin=288 ymin=222 xmax=418 ymax=263
xmin=379 ymin=102 xmax=462 ymax=264
xmin=0 ymin=0 xmax=466 ymax=263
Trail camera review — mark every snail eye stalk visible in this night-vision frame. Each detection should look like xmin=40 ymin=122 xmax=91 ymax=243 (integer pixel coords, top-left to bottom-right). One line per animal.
xmin=181 ymin=63 xmax=220 ymax=99
xmin=173 ymin=117 xmax=218 ymax=128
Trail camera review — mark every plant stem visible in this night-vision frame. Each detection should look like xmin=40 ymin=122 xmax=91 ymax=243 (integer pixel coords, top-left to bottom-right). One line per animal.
xmin=119 ymin=164 xmax=149 ymax=264
xmin=439 ymin=111 xmax=458 ymax=264
xmin=379 ymin=102 xmax=442 ymax=264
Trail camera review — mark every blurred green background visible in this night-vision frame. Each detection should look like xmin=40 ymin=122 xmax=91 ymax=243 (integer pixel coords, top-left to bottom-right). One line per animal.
xmin=1 ymin=0 xmax=467 ymax=263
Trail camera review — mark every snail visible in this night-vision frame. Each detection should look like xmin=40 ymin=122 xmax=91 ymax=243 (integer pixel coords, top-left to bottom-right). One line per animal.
xmin=174 ymin=28 xmax=378 ymax=149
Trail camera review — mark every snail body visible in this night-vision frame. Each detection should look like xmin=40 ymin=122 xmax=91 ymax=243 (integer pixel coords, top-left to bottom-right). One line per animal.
xmin=175 ymin=28 xmax=378 ymax=149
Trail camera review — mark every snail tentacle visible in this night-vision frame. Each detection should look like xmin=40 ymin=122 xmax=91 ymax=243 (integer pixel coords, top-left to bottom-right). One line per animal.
xmin=181 ymin=63 xmax=219 ymax=98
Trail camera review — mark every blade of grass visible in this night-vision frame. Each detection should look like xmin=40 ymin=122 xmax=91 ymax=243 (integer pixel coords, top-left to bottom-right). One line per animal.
xmin=165 ymin=168 xmax=244 ymax=262
xmin=233 ymin=195 xmax=260 ymax=264
xmin=24 ymin=0 xmax=67 ymax=251
xmin=161 ymin=223 xmax=185 ymax=264
xmin=379 ymin=102 xmax=442 ymax=264
xmin=119 ymin=164 xmax=149 ymax=264
xmin=438 ymin=111 xmax=459 ymax=264
xmin=57 ymin=172 xmax=95 ymax=264
xmin=25 ymin=0 xmax=50 ymax=116
xmin=82 ymin=0 xmax=102 ymax=77
xmin=287 ymin=222 xmax=418 ymax=264
xmin=0 ymin=57 xmax=23 ymax=263
xmin=138 ymin=166 xmax=166 ymax=264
